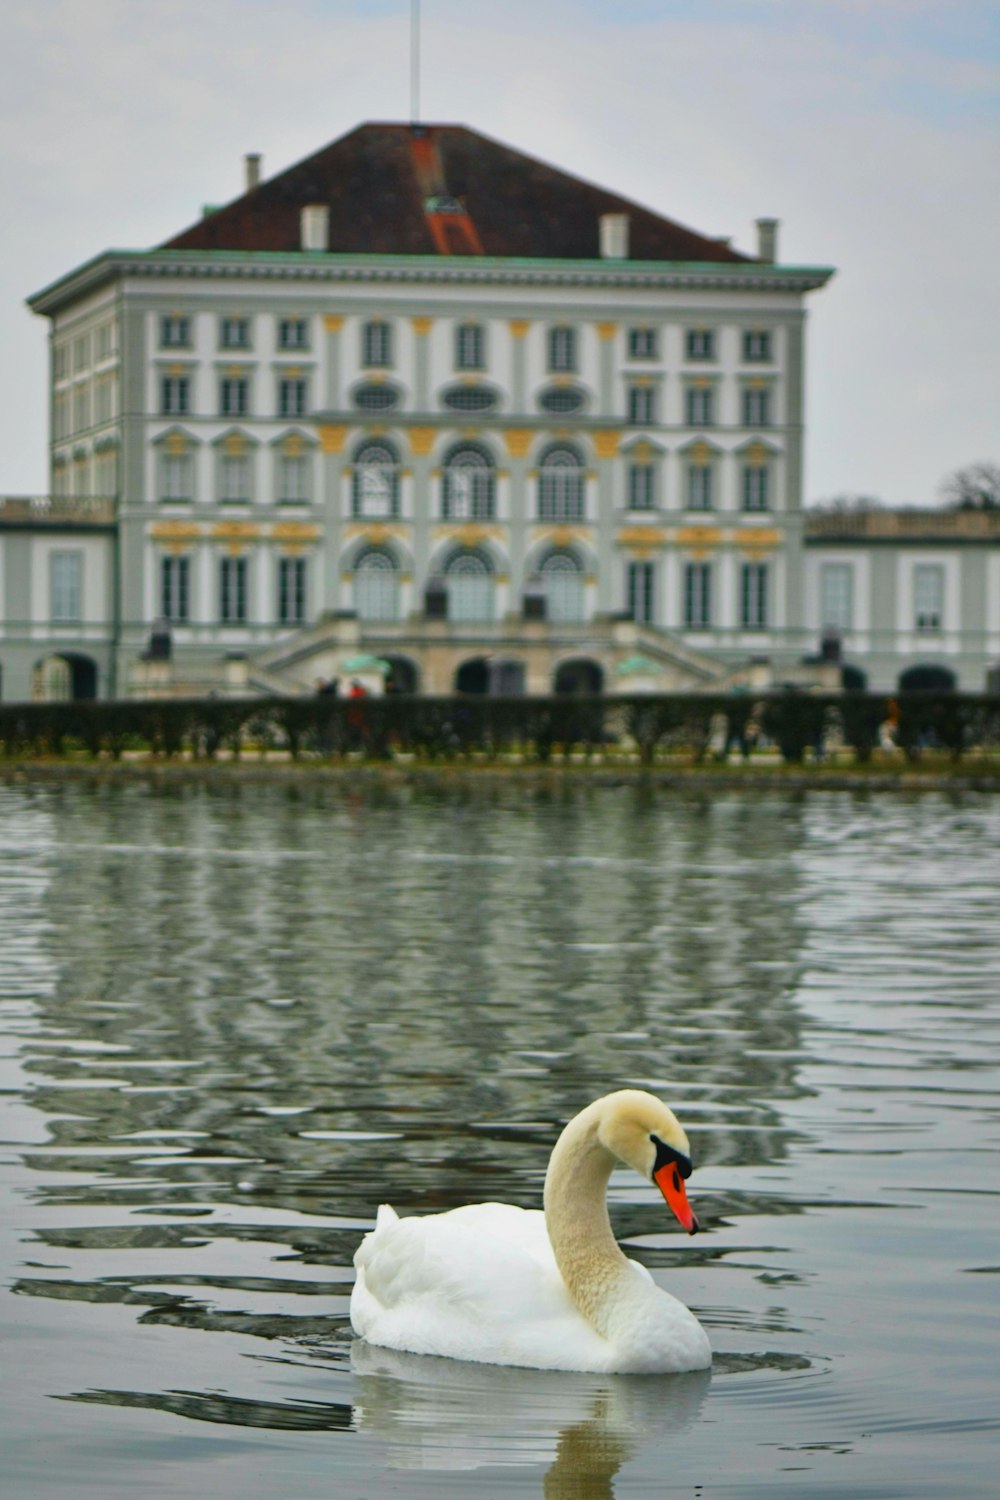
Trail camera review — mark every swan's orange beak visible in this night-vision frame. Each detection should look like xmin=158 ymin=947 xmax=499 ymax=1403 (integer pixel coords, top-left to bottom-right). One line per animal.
xmin=655 ymin=1162 xmax=700 ymax=1234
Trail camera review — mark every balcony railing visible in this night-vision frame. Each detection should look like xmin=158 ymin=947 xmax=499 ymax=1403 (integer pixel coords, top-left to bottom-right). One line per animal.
xmin=806 ymin=507 xmax=1000 ymax=541
xmin=0 ymin=495 xmax=117 ymax=525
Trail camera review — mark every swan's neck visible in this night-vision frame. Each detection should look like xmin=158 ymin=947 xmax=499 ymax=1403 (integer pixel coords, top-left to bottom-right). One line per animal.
xmin=543 ymin=1101 xmax=630 ymax=1336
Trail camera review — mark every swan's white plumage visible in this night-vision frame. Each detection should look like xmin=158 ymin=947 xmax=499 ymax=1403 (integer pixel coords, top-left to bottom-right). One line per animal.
xmin=350 ymin=1091 xmax=712 ymax=1375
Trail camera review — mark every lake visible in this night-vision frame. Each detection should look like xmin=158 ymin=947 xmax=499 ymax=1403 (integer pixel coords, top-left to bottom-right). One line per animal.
xmin=1 ymin=776 xmax=998 ymax=1497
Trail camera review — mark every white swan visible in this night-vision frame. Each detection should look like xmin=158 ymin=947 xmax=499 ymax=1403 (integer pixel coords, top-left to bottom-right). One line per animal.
xmin=350 ymin=1090 xmax=711 ymax=1374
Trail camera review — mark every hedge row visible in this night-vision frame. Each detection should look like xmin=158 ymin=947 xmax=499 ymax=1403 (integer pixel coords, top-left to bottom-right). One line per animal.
xmin=1 ymin=692 xmax=999 ymax=766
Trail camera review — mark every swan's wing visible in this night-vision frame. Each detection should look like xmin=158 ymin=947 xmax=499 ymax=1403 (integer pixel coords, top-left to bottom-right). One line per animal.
xmin=351 ymin=1202 xmax=603 ymax=1369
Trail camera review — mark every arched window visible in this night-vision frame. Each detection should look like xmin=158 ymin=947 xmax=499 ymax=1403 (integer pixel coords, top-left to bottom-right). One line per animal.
xmin=352 ymin=441 xmax=400 ymax=519
xmin=445 ymin=549 xmax=494 ymax=622
xmin=442 ymin=445 xmax=495 ymax=520
xmin=540 ymin=550 xmax=585 ymax=623
xmin=537 ymin=445 xmax=585 ymax=521
xmin=354 ymin=547 xmax=400 ymax=621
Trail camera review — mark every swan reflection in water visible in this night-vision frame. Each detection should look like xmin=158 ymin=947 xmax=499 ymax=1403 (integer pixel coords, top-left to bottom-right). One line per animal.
xmin=349 ymin=1339 xmax=711 ymax=1489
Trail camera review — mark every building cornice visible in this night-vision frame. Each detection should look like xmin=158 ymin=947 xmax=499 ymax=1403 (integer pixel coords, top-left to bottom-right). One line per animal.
xmin=28 ymin=249 xmax=836 ymax=316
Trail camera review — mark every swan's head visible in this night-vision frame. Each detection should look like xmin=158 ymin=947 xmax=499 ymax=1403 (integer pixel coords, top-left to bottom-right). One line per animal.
xmin=597 ymin=1089 xmax=701 ymax=1235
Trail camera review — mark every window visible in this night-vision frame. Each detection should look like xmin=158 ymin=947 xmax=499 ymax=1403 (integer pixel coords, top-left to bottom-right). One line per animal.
xmin=362 ymin=320 xmax=392 ymax=367
xmin=278 ymin=318 xmax=308 ymax=350
xmin=54 ymin=345 xmax=70 ymax=380
xmin=742 ymin=465 xmax=770 ymax=511
xmin=220 ymin=317 xmax=250 ymax=349
xmin=50 ymin=551 xmax=82 ymax=622
xmin=820 ymin=563 xmax=853 ymax=631
xmin=628 ymin=327 xmax=657 ymax=359
xmin=161 ymin=376 xmax=190 ymax=415
xmin=161 ymin=555 xmax=190 ymax=623
xmin=73 ymin=335 xmax=89 ymax=372
xmin=456 ymin=323 xmax=484 ymax=370
xmin=354 ymin=549 xmax=400 ymax=621
xmin=686 ymin=329 xmax=715 ymax=360
xmin=914 ymin=564 xmax=944 ymax=631
xmin=743 ymin=329 xmax=772 ymax=362
xmin=219 ymin=556 xmax=248 ymax=623
xmin=548 ymin=326 xmax=577 ymax=372
xmin=627 ymin=386 xmax=656 ymax=426
xmin=687 ymin=463 xmax=713 ymax=511
xmin=353 ymin=384 xmax=401 ymax=412
xmin=684 ymin=562 xmax=712 ymax=627
xmin=627 ymin=560 xmax=655 ymax=624
xmin=278 ymin=454 xmax=309 ymax=504
xmin=628 ymin=462 xmax=656 ymax=510
xmin=741 ymin=562 xmax=769 ymax=628
xmin=352 ymin=441 xmax=400 ymax=518
xmin=278 ymin=557 xmax=307 ymax=625
xmin=538 ymin=386 xmax=585 ymax=415
xmin=442 ymin=386 xmax=499 ymax=413
xmin=538 ymin=445 xmax=585 ymax=521
xmin=446 ymin=551 xmax=494 ymax=622
xmin=686 ymin=386 xmax=715 ymax=426
xmin=278 ymin=376 xmax=308 ymax=417
xmin=161 ymin=452 xmax=192 ymax=503
xmin=161 ymin=316 xmax=190 ymax=348
xmin=220 ymin=377 xmax=249 ymax=417
xmin=442 ymin=445 xmax=495 ymax=520
xmin=94 ymin=377 xmax=114 ymax=425
xmin=219 ymin=454 xmax=250 ymax=504
xmin=73 ymin=388 xmax=90 ymax=432
xmin=541 ymin=551 xmax=585 ymax=623
xmin=743 ymin=387 xmax=771 ymax=427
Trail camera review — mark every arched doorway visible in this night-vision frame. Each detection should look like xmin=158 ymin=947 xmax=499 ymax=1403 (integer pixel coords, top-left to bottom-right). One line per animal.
xmin=841 ymin=663 xmax=868 ymax=691
xmin=490 ymin=659 xmax=525 ymax=695
xmin=33 ymin=653 xmax=98 ymax=701
xmin=354 ymin=547 xmax=400 ymax=621
xmin=898 ymin=664 xmax=956 ymax=692
xmin=383 ymin=655 xmax=419 ymax=695
xmin=540 ymin=550 xmax=585 ymax=623
xmin=554 ymin=658 xmax=604 ymax=695
xmin=445 ymin=550 xmax=495 ymax=622
xmin=455 ymin=658 xmax=490 ymax=694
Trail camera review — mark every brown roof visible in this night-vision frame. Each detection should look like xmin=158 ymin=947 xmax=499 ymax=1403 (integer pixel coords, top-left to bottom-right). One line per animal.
xmin=162 ymin=122 xmax=751 ymax=263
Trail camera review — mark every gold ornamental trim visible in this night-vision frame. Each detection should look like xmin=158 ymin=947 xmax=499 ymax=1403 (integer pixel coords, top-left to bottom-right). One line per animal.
xmin=271 ymin=522 xmax=320 ymax=541
xmin=735 ymin=527 xmax=783 ymax=553
xmin=676 ymin=526 xmax=722 ymax=547
xmin=408 ymin=427 xmax=437 ymax=455
xmin=411 ymin=316 xmax=434 ymax=335
xmin=508 ymin=319 xmax=530 ymax=339
xmin=531 ymin=525 xmax=594 ymax=547
xmin=212 ymin=521 xmax=260 ymax=542
xmin=323 ymin=314 xmax=345 ymax=333
xmin=688 ymin=442 xmax=713 ymax=465
xmin=223 ymin=433 xmax=246 ymax=456
xmin=593 ymin=431 xmax=620 ymax=459
xmin=344 ymin=522 xmax=408 ymax=544
xmin=504 ymin=429 xmax=533 ymax=457
xmin=150 ymin=521 xmax=201 ymax=541
xmin=165 ymin=433 xmax=188 ymax=456
xmin=319 ymin=424 xmax=348 ymax=453
xmin=617 ymin=526 xmax=668 ymax=548
xmin=596 ymin=322 xmax=617 ymax=341
xmin=433 ymin=524 xmax=503 ymax=547
xmin=746 ymin=441 xmax=770 ymax=465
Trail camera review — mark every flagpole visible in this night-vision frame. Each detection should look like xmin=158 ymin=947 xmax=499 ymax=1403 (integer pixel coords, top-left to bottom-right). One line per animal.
xmin=411 ymin=0 xmax=421 ymax=123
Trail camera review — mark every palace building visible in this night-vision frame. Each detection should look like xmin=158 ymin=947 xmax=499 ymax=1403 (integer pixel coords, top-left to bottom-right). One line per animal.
xmin=3 ymin=122 xmax=996 ymax=701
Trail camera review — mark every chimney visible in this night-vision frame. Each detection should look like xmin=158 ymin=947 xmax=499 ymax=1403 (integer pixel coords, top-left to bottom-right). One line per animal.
xmin=599 ymin=213 xmax=630 ymax=259
xmin=300 ymin=204 xmax=330 ymax=252
xmin=756 ymin=217 xmax=779 ymax=263
xmin=244 ymin=153 xmax=262 ymax=192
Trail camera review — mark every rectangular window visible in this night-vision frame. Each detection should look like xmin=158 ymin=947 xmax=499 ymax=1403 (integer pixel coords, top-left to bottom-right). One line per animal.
xmin=684 ymin=562 xmax=712 ymax=627
xmin=278 ymin=557 xmax=307 ymax=625
xmin=161 ymin=316 xmax=190 ymax=348
xmin=278 ymin=454 xmax=308 ymax=504
xmin=627 ymin=561 xmax=656 ymax=624
xmin=685 ymin=387 xmax=714 ymax=426
xmin=628 ymin=463 xmax=656 ymax=510
xmin=914 ymin=563 xmax=944 ymax=631
xmin=742 ymin=465 xmax=770 ymax=511
xmin=95 ymin=322 xmax=113 ymax=361
xmin=220 ymin=377 xmax=249 ymax=417
xmin=687 ymin=463 xmax=713 ymax=510
xmin=220 ymin=317 xmax=250 ymax=349
xmin=73 ymin=335 xmax=89 ymax=372
xmin=278 ymin=318 xmax=308 ymax=350
xmin=548 ymin=326 xmax=577 ymax=372
xmin=820 ymin=563 xmax=853 ymax=631
xmin=219 ymin=556 xmax=248 ymax=623
xmin=628 ymin=327 xmax=657 ymax=359
xmin=161 ymin=453 xmax=192 ymax=503
xmin=743 ymin=329 xmax=772 ymax=362
xmin=50 ymin=550 xmax=83 ymax=622
xmin=743 ymin=387 xmax=771 ymax=426
xmin=73 ymin=387 xmax=90 ymax=432
xmin=161 ymin=555 xmax=190 ymax=623
xmin=686 ymin=328 xmax=715 ymax=360
xmin=54 ymin=344 xmax=70 ymax=380
xmin=362 ymin=320 xmax=392 ymax=367
xmin=456 ymin=323 xmax=484 ymax=370
xmin=627 ymin=386 xmax=656 ymax=426
xmin=94 ymin=377 xmax=113 ymax=425
xmin=278 ymin=377 xmax=308 ymax=417
xmin=161 ymin=376 xmax=190 ymax=415
xmin=741 ymin=562 xmax=769 ymax=627
xmin=220 ymin=455 xmax=250 ymax=504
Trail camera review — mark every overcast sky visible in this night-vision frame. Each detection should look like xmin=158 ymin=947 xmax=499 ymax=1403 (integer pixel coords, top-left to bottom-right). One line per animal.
xmin=2 ymin=0 xmax=997 ymax=502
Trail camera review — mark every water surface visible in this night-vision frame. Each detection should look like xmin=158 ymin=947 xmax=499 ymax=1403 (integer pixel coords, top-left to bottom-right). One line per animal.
xmin=1 ymin=778 xmax=998 ymax=1497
